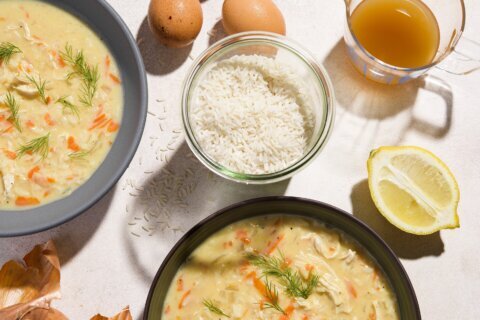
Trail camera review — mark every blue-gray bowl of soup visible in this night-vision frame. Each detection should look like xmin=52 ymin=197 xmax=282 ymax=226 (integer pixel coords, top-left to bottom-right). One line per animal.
xmin=0 ymin=0 xmax=147 ymax=236
xmin=145 ymin=197 xmax=421 ymax=319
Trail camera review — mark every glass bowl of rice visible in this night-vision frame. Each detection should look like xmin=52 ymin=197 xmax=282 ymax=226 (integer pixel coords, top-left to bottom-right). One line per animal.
xmin=182 ymin=31 xmax=335 ymax=184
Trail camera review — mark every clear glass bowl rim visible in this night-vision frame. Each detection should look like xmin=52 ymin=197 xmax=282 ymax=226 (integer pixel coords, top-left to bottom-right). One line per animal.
xmin=181 ymin=31 xmax=335 ymax=184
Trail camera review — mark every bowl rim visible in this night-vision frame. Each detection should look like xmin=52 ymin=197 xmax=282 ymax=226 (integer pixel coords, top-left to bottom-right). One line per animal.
xmin=144 ymin=196 xmax=421 ymax=319
xmin=0 ymin=0 xmax=148 ymax=237
xmin=181 ymin=31 xmax=336 ymax=184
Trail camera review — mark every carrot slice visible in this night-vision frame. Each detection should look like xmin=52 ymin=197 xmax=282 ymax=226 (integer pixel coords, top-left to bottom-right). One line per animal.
xmin=67 ymin=136 xmax=80 ymax=152
xmin=4 ymin=150 xmax=17 ymax=160
xmin=345 ymin=279 xmax=358 ymax=299
xmin=279 ymin=304 xmax=295 ymax=320
xmin=178 ymin=289 xmax=191 ymax=309
xmin=107 ymin=121 xmax=119 ymax=132
xmin=264 ymin=234 xmax=285 ymax=255
xmin=109 ymin=73 xmax=121 ymax=84
xmin=176 ymin=277 xmax=184 ymax=291
xmin=28 ymin=166 xmax=40 ymax=179
xmin=16 ymin=196 xmax=40 ymax=206
xmin=26 ymin=120 xmax=35 ymax=128
xmin=44 ymin=113 xmax=55 ymax=126
xmin=245 ymin=271 xmax=267 ymax=297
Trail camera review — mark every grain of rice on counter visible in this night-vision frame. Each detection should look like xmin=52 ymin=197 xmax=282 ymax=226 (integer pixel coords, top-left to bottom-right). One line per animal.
xmin=190 ymin=55 xmax=315 ymax=175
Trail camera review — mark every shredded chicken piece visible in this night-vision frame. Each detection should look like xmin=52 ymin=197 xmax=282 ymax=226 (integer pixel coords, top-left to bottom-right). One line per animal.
xmin=318 ymin=273 xmax=352 ymax=314
xmin=340 ymin=249 xmax=357 ymax=264
xmin=14 ymin=83 xmax=38 ymax=98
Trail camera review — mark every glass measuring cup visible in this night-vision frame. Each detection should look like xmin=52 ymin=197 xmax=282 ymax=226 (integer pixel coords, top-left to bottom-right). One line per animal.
xmin=344 ymin=0 xmax=478 ymax=84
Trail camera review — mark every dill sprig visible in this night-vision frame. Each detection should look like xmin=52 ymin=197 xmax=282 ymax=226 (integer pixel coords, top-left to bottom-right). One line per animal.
xmin=68 ymin=145 xmax=95 ymax=160
xmin=202 ymin=299 xmax=230 ymax=318
xmin=263 ymin=278 xmax=286 ymax=315
xmin=246 ymin=252 xmax=319 ymax=299
xmin=60 ymin=44 xmax=99 ymax=107
xmin=0 ymin=42 xmax=22 ymax=64
xmin=57 ymin=96 xmax=79 ymax=117
xmin=25 ymin=73 xmax=48 ymax=104
xmin=17 ymin=133 xmax=50 ymax=159
xmin=4 ymin=91 xmax=21 ymax=132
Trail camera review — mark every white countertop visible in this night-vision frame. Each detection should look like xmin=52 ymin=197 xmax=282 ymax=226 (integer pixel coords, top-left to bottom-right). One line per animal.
xmin=1 ymin=0 xmax=480 ymax=318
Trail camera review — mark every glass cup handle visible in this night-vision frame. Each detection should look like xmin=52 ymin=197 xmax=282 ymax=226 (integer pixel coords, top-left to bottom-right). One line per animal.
xmin=410 ymin=76 xmax=452 ymax=138
xmin=435 ymin=37 xmax=480 ymax=75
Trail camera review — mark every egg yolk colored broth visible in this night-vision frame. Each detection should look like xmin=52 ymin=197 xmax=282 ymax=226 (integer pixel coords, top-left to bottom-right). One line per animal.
xmin=163 ymin=216 xmax=399 ymax=319
xmin=0 ymin=1 xmax=122 ymax=209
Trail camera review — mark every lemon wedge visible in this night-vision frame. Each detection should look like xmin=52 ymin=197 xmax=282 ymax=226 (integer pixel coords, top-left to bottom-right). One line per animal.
xmin=367 ymin=146 xmax=460 ymax=235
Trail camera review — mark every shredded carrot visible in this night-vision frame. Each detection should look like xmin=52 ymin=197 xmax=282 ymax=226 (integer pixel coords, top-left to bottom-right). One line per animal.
xmin=302 ymin=315 xmax=309 ymax=320
xmin=43 ymin=191 xmax=50 ymax=198
xmin=279 ymin=304 xmax=295 ymax=320
xmin=236 ymin=229 xmax=251 ymax=244
xmin=51 ymin=50 xmax=66 ymax=68
xmin=369 ymin=310 xmax=377 ymax=320
xmin=304 ymin=264 xmax=314 ymax=272
xmin=164 ymin=305 xmax=170 ymax=315
xmin=26 ymin=120 xmax=35 ymax=128
xmin=0 ymin=115 xmax=5 ymax=121
xmin=3 ymin=126 xmax=14 ymax=133
xmin=345 ymin=279 xmax=358 ymax=299
xmin=44 ymin=113 xmax=55 ymax=126
xmin=67 ymin=136 xmax=80 ymax=152
xmin=19 ymin=5 xmax=30 ymax=19
xmin=109 ymin=73 xmax=121 ymax=84
xmin=107 ymin=121 xmax=119 ymax=132
xmin=245 ymin=271 xmax=267 ymax=297
xmin=28 ymin=166 xmax=40 ymax=179
xmin=16 ymin=196 xmax=40 ymax=206
xmin=47 ymin=177 xmax=56 ymax=183
xmin=105 ymin=55 xmax=111 ymax=68
xmin=259 ymin=299 xmax=265 ymax=310
xmin=176 ymin=277 xmax=184 ymax=291
xmin=223 ymin=240 xmax=233 ymax=249
xmin=4 ymin=150 xmax=17 ymax=160
xmin=264 ymin=234 xmax=285 ymax=255
xmin=93 ymin=113 xmax=106 ymax=123
xmin=98 ymin=119 xmax=111 ymax=129
xmin=239 ymin=260 xmax=250 ymax=274
xmin=46 ymin=96 xmax=52 ymax=105
xmin=178 ymin=289 xmax=191 ymax=309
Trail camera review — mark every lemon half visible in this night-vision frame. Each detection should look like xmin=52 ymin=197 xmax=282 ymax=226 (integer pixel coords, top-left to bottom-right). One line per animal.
xmin=367 ymin=146 xmax=460 ymax=235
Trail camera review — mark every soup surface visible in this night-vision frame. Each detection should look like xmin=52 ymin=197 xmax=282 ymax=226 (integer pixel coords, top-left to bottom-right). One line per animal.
xmin=163 ymin=216 xmax=399 ymax=319
xmin=0 ymin=0 xmax=122 ymax=209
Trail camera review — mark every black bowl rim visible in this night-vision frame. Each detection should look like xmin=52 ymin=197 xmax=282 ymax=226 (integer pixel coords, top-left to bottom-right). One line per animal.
xmin=143 ymin=196 xmax=421 ymax=319
xmin=0 ymin=0 xmax=147 ymax=237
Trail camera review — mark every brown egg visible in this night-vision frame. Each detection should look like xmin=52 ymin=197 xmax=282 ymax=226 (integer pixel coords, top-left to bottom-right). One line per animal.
xmin=148 ymin=0 xmax=203 ymax=48
xmin=222 ymin=0 xmax=286 ymax=35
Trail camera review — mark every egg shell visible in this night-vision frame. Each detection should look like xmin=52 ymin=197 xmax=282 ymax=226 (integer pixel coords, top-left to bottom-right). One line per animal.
xmin=222 ymin=0 xmax=286 ymax=35
xmin=148 ymin=0 xmax=203 ymax=48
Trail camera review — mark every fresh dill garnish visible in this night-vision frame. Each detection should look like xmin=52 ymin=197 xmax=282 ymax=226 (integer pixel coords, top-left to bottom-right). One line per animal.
xmin=263 ymin=278 xmax=286 ymax=315
xmin=4 ymin=91 xmax=21 ymax=132
xmin=60 ymin=44 xmax=99 ymax=107
xmin=202 ymin=299 xmax=230 ymax=318
xmin=68 ymin=144 xmax=96 ymax=160
xmin=25 ymin=73 xmax=48 ymax=104
xmin=57 ymin=96 xmax=79 ymax=117
xmin=246 ymin=252 xmax=319 ymax=299
xmin=0 ymin=42 xmax=22 ymax=64
xmin=17 ymin=133 xmax=50 ymax=159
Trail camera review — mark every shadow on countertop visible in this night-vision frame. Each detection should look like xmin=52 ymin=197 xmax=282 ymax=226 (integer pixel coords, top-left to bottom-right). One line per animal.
xmin=123 ymin=142 xmax=290 ymax=285
xmin=136 ymin=16 xmax=193 ymax=75
xmin=323 ymin=40 xmax=453 ymax=145
xmin=0 ymin=187 xmax=114 ymax=266
xmin=208 ymin=19 xmax=228 ymax=46
xmin=350 ymin=179 xmax=444 ymax=260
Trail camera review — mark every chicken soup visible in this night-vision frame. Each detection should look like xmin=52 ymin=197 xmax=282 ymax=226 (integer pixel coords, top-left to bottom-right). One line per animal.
xmin=0 ymin=0 xmax=122 ymax=208
xmin=163 ymin=216 xmax=399 ymax=319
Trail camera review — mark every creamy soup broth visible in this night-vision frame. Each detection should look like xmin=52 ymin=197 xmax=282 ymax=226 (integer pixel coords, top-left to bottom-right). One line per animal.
xmin=0 ymin=0 xmax=122 ymax=208
xmin=163 ymin=216 xmax=399 ymax=319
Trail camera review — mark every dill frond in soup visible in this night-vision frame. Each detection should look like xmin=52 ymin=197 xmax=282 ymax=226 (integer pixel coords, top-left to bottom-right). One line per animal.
xmin=162 ymin=216 xmax=400 ymax=319
xmin=0 ymin=1 xmax=123 ymax=209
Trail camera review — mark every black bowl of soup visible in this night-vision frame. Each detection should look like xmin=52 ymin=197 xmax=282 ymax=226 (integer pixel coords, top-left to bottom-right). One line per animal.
xmin=0 ymin=0 xmax=147 ymax=236
xmin=145 ymin=197 xmax=420 ymax=319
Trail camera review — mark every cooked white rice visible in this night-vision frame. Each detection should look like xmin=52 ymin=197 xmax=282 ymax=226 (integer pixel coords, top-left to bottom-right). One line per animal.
xmin=190 ymin=54 xmax=315 ymax=175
